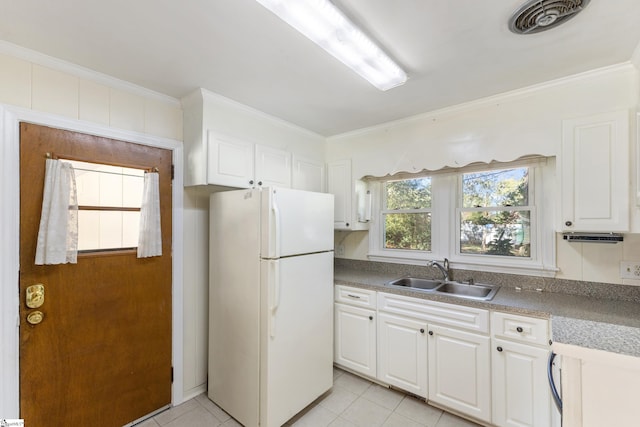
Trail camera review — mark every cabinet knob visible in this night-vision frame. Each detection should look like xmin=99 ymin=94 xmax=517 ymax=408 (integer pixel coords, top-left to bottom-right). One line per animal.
xmin=420 ymin=328 xmax=425 ymax=334
xmin=428 ymin=330 xmax=433 ymax=336
xmin=258 ymin=181 xmax=263 ymax=186
xmin=249 ymin=180 xmax=254 ymax=185
xmin=345 ymin=222 xmax=350 ymax=227
xmin=497 ymin=346 xmax=503 ymax=352
xmin=369 ymin=316 xmax=373 ymax=321
xmin=516 ymin=326 xmax=523 ymax=333
xmin=565 ymin=221 xmax=573 ymax=227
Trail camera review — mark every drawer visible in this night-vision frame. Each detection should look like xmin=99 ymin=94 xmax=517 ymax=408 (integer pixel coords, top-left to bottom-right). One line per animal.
xmin=335 ymin=285 xmax=377 ymax=309
xmin=378 ymin=292 xmax=489 ymax=334
xmin=491 ymin=311 xmax=550 ymax=347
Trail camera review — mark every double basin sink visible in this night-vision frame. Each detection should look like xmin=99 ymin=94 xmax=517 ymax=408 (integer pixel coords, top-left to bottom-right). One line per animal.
xmin=385 ymin=277 xmax=499 ymax=301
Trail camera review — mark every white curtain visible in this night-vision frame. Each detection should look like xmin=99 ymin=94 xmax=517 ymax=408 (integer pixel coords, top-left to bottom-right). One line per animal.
xmin=137 ymin=171 xmax=162 ymax=258
xmin=35 ymin=159 xmax=78 ymax=265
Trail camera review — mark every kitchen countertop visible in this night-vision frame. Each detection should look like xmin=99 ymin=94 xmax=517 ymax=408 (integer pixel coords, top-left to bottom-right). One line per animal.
xmin=335 ymin=267 xmax=640 ymax=358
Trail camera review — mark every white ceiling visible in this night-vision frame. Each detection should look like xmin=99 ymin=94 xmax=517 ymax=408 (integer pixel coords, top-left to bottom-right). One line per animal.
xmin=1 ymin=0 xmax=639 ymax=136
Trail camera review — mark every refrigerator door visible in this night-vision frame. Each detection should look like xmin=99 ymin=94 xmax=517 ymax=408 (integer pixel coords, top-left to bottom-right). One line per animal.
xmin=261 ymin=187 xmax=334 ymax=259
xmin=260 ymin=251 xmax=334 ymax=427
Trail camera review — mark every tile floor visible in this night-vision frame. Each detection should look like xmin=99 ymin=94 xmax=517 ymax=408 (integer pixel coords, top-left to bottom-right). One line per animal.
xmin=135 ymin=368 xmax=481 ymax=427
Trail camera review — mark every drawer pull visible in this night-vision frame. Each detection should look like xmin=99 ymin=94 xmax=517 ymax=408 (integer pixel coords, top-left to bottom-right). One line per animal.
xmin=516 ymin=326 xmax=524 ymax=333
xmin=346 ymin=294 xmax=361 ymax=299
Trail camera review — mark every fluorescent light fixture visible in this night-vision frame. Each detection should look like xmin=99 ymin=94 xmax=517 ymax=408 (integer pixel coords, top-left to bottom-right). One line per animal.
xmin=255 ymin=0 xmax=407 ymax=91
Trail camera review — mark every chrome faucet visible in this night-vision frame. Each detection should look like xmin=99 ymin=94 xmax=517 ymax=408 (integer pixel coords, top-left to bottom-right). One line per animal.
xmin=429 ymin=258 xmax=450 ymax=282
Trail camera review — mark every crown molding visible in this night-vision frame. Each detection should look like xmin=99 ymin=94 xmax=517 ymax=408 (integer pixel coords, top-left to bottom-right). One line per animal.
xmin=329 ymin=62 xmax=637 ymax=141
xmin=0 ymin=40 xmax=181 ymax=107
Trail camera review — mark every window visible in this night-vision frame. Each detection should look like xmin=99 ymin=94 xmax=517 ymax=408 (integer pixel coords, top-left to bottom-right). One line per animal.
xmin=68 ymin=160 xmax=145 ymax=252
xmin=458 ymin=168 xmax=532 ymax=258
xmin=368 ymin=159 xmax=554 ymax=276
xmin=382 ymin=177 xmax=432 ymax=251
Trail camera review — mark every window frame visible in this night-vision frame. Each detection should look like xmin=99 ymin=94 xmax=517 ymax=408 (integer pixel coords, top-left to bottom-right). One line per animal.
xmin=367 ymin=158 xmax=556 ymax=277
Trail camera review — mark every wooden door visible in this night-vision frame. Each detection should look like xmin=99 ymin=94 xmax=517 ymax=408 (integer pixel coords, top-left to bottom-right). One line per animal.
xmin=19 ymin=123 xmax=172 ymax=426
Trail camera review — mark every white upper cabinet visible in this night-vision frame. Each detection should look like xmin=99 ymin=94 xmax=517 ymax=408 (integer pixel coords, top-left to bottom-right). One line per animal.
xmin=207 ymin=131 xmax=291 ymax=189
xmin=327 ymin=159 xmax=370 ymax=230
xmin=254 ymin=144 xmax=291 ymax=188
xmin=560 ymin=110 xmax=629 ymax=232
xmin=292 ymin=156 xmax=325 ymax=193
xmin=207 ymin=132 xmax=254 ymax=188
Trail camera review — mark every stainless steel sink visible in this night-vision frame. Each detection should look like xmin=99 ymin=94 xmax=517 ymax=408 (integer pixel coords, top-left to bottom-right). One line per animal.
xmin=385 ymin=277 xmax=499 ymax=301
xmin=386 ymin=277 xmax=443 ymax=290
xmin=435 ymin=281 xmax=499 ymax=301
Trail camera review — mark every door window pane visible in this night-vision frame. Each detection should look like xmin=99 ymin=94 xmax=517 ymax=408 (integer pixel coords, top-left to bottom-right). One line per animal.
xmin=67 ymin=160 xmax=144 ymax=252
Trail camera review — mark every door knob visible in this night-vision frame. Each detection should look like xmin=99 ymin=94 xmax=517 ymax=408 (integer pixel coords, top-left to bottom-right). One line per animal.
xmin=27 ymin=311 xmax=44 ymax=325
xmin=26 ymin=283 xmax=45 ymax=309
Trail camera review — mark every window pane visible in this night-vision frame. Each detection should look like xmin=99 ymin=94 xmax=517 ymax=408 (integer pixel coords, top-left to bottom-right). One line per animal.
xmin=462 ymin=168 xmax=528 ymax=208
xmin=384 ymin=212 xmax=431 ymax=251
xmin=78 ymin=210 xmax=141 ymax=251
xmin=68 ymin=160 xmax=144 ymax=208
xmin=460 ymin=210 xmax=530 ymax=257
xmin=386 ymin=178 xmax=431 ymax=210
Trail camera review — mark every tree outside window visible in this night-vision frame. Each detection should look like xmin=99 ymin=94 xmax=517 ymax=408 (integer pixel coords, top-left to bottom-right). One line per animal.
xmin=383 ymin=177 xmax=432 ymax=251
xmin=459 ymin=168 xmax=531 ymax=257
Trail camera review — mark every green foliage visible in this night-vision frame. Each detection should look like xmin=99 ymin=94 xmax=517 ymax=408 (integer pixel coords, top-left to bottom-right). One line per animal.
xmin=384 ymin=178 xmax=432 ymax=251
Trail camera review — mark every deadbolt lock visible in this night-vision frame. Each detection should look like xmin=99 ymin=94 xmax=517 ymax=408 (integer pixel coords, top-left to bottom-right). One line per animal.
xmin=26 ymin=283 xmax=45 ymax=309
xmin=27 ymin=311 xmax=44 ymax=325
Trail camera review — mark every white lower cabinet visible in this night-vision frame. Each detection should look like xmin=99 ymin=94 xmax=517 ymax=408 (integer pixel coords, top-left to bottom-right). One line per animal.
xmin=428 ymin=324 xmax=492 ymax=423
xmin=492 ymin=338 xmax=551 ymax=427
xmin=377 ymin=312 xmax=428 ymax=398
xmin=334 ymin=302 xmax=377 ymax=378
xmin=491 ymin=312 xmax=553 ymax=427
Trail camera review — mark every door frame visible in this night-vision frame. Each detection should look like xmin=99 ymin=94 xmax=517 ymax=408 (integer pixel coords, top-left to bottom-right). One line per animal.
xmin=0 ymin=104 xmax=185 ymax=417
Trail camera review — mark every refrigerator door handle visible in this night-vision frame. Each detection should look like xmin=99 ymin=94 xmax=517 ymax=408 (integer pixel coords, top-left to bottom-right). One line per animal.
xmin=269 ymin=194 xmax=281 ymax=258
xmin=269 ymin=260 xmax=281 ymax=338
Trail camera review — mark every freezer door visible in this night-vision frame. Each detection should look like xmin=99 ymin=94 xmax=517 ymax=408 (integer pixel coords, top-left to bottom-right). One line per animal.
xmin=260 ymin=252 xmax=334 ymax=427
xmin=261 ymin=187 xmax=334 ymax=258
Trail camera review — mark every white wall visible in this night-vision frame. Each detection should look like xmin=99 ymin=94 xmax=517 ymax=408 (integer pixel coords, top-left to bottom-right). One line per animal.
xmin=327 ymin=64 xmax=640 ymax=286
xmin=0 ymin=45 xmax=185 ymax=416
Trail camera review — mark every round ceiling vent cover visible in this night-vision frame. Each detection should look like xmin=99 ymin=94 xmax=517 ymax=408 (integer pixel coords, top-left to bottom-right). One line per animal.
xmin=509 ymin=0 xmax=591 ymax=34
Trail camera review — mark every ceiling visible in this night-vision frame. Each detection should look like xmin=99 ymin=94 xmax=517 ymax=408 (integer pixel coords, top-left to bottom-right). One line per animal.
xmin=1 ymin=0 xmax=639 ymax=136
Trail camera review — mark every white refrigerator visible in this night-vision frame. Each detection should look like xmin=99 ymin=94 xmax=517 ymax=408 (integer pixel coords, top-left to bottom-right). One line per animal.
xmin=208 ymin=187 xmax=334 ymax=427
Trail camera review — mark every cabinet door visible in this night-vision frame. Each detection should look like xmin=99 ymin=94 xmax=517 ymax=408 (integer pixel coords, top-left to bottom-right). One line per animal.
xmin=378 ymin=313 xmax=428 ymax=398
xmin=428 ymin=324 xmax=491 ymax=422
xmin=255 ymin=144 xmax=291 ymax=188
xmin=207 ymin=131 xmax=254 ymax=188
xmin=560 ymin=110 xmax=629 ymax=231
xmin=334 ymin=303 xmax=376 ymax=378
xmin=292 ymin=156 xmax=325 ymax=192
xmin=492 ymin=338 xmax=551 ymax=427
xmin=327 ymin=160 xmax=352 ymax=229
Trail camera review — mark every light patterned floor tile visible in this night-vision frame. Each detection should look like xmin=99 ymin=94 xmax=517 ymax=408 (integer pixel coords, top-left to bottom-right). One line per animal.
xmin=195 ymin=393 xmax=232 ymax=423
xmin=163 ymin=405 xmax=221 ymax=427
xmin=333 ymin=372 xmax=372 ymax=396
xmin=382 ymin=412 xmax=426 ymax=427
xmin=319 ymin=385 xmax=360 ymax=414
xmin=341 ymin=397 xmax=393 ymax=427
xmin=134 ymin=418 xmax=159 ymax=427
xmin=362 ymin=385 xmax=405 ymax=411
xmin=394 ymin=397 xmax=443 ymax=427
xmin=328 ymin=417 xmax=358 ymax=427
xmin=153 ymin=399 xmax=201 ymax=426
xmin=435 ymin=412 xmax=482 ymax=427
xmin=288 ymin=404 xmax=339 ymax=427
